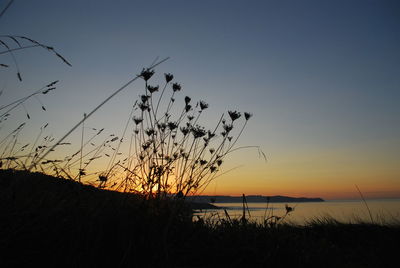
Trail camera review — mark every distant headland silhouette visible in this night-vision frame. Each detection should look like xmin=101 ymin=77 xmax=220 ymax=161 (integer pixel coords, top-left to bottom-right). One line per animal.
xmin=188 ymin=195 xmax=324 ymax=204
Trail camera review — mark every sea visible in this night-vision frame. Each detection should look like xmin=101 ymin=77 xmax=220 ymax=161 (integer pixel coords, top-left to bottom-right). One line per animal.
xmin=193 ymin=199 xmax=400 ymax=225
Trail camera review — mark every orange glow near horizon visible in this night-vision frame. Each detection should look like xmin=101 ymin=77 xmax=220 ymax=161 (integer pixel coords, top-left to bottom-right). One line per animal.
xmin=197 ymin=147 xmax=400 ymax=200
xmin=31 ymin=132 xmax=400 ymax=201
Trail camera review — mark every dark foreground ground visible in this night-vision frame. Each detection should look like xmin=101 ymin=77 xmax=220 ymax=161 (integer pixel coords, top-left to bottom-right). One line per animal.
xmin=1 ymin=169 xmax=399 ymax=267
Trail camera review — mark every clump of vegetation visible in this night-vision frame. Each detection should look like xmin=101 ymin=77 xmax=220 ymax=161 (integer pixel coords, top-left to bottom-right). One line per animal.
xmin=1 ymin=3 xmax=258 ymax=201
xmin=1 ymin=62 xmax=255 ymax=201
xmin=94 ymin=69 xmax=254 ymax=199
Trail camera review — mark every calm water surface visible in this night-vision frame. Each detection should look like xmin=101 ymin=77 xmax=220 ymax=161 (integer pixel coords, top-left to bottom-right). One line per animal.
xmin=194 ymin=199 xmax=400 ymax=225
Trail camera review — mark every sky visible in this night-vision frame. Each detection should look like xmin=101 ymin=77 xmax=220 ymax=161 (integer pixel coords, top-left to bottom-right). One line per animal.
xmin=1 ymin=0 xmax=399 ymax=199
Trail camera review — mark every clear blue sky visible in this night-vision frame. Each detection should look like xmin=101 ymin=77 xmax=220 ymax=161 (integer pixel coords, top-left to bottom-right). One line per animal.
xmin=1 ymin=0 xmax=399 ymax=199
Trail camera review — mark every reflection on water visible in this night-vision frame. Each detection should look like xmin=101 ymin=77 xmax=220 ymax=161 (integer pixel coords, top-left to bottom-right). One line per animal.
xmin=194 ymin=199 xmax=400 ymax=225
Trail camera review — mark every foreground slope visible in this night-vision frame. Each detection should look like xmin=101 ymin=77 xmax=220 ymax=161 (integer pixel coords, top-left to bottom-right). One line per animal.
xmin=1 ymin=169 xmax=399 ymax=267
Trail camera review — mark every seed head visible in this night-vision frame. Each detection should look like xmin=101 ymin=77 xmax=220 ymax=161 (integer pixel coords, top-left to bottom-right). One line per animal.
xmin=285 ymin=204 xmax=294 ymax=214
xmin=138 ymin=103 xmax=150 ymax=111
xmin=141 ymin=95 xmax=150 ymax=103
xmin=99 ymin=175 xmax=108 ymax=182
xmin=244 ymin=112 xmax=253 ymax=120
xmin=145 ymin=128 xmax=155 ymax=136
xmin=223 ymin=124 xmax=233 ymax=133
xmin=157 ymin=123 xmax=167 ymax=132
xmin=172 ymin=83 xmax=181 ymax=92
xmin=167 ymin=121 xmax=178 ymax=130
xmin=228 ymin=110 xmax=241 ymax=121
xmin=147 ymin=85 xmax=159 ymax=93
xmin=199 ymin=100 xmax=209 ymax=110
xmin=180 ymin=126 xmax=189 ymax=136
xmin=191 ymin=125 xmax=206 ymax=139
xmin=133 ymin=116 xmax=143 ymax=125
xmin=140 ymin=68 xmax=154 ymax=81
xmin=165 ymin=73 xmax=174 ymax=83
xmin=142 ymin=141 xmax=151 ymax=150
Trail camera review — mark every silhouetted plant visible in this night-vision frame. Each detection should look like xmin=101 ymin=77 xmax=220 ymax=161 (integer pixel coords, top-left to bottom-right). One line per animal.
xmin=91 ymin=70 xmax=254 ymax=199
xmin=0 ymin=3 xmax=253 ymax=199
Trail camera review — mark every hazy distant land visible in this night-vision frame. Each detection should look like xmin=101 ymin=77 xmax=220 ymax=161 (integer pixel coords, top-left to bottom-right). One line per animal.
xmin=188 ymin=195 xmax=324 ymax=204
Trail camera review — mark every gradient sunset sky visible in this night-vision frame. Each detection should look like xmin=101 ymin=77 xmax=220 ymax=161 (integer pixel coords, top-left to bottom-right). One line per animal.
xmin=1 ymin=0 xmax=399 ymax=199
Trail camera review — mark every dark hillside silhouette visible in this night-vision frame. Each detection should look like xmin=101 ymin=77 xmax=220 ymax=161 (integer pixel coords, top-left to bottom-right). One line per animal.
xmin=1 ymin=169 xmax=399 ymax=267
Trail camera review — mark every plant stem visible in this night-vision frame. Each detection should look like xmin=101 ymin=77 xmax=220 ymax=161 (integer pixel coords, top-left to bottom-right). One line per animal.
xmin=30 ymin=57 xmax=169 ymax=169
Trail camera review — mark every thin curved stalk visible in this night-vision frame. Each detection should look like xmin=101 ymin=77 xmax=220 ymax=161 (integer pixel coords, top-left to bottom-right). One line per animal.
xmin=30 ymin=57 xmax=169 ymax=170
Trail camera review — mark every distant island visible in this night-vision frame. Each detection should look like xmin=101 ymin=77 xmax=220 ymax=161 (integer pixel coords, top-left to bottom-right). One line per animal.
xmin=187 ymin=195 xmax=324 ymax=204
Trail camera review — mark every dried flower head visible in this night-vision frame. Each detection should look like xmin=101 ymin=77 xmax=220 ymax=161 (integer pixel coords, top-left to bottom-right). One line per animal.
xmin=157 ymin=123 xmax=167 ymax=132
xmin=165 ymin=73 xmax=174 ymax=83
xmin=133 ymin=116 xmax=143 ymax=125
xmin=140 ymin=68 xmax=154 ymax=81
xmin=138 ymin=102 xmax=149 ymax=111
xmin=285 ymin=204 xmax=294 ymax=214
xmin=200 ymin=160 xmax=207 ymax=165
xmin=147 ymin=85 xmax=159 ymax=93
xmin=199 ymin=100 xmax=209 ymax=110
xmin=172 ymin=83 xmax=181 ymax=92
xmin=244 ymin=112 xmax=253 ymax=120
xmin=228 ymin=110 xmax=241 ymax=121
xmin=180 ymin=126 xmax=190 ymax=136
xmin=223 ymin=124 xmax=233 ymax=133
xmin=145 ymin=128 xmax=155 ymax=136
xmin=142 ymin=141 xmax=151 ymax=150
xmin=141 ymin=95 xmax=150 ymax=103
xmin=185 ymin=96 xmax=191 ymax=105
xmin=191 ymin=125 xmax=206 ymax=139
xmin=99 ymin=175 xmax=108 ymax=182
